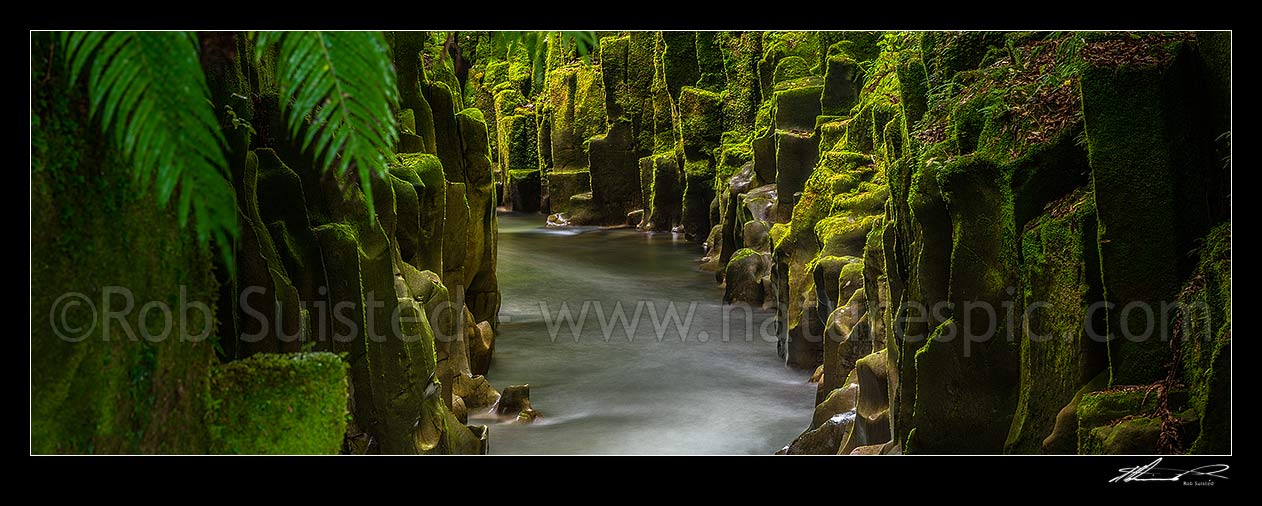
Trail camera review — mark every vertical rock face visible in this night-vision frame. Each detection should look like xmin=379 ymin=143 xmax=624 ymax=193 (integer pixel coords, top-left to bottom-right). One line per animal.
xmin=216 ymin=32 xmax=505 ymax=454
xmin=475 ymin=31 xmax=1228 ymax=455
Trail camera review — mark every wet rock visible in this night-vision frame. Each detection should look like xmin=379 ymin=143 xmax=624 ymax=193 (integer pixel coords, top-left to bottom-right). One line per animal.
xmin=496 ymin=384 xmax=532 ymax=415
xmin=453 ymin=374 xmax=500 ymax=409
xmin=784 ymin=410 xmax=855 ymax=455
xmin=467 ymin=424 xmax=489 ymax=455
xmin=848 ymin=441 xmax=900 ymax=455
xmin=742 ymin=184 xmax=778 ymax=222
xmin=506 ymin=169 xmax=542 ymax=213
xmin=643 ymin=152 xmax=683 ymax=232
xmin=743 ymin=220 xmax=772 ymax=252
xmin=546 ymin=213 xmax=570 ymax=227
xmin=808 ymin=365 xmax=824 ymax=384
xmin=589 ymin=121 xmax=643 ymax=224
xmin=812 ymin=380 xmax=859 ymax=429
xmin=516 ymin=408 xmax=541 ymax=424
xmin=723 ymin=248 xmax=770 ymax=305
xmin=546 ymin=170 xmax=591 ymax=215
xmin=699 ymin=224 xmax=725 ymax=272
xmin=399 ymin=133 xmax=425 ymax=153
xmin=627 ymin=209 xmax=645 ymax=226
xmin=451 ymin=395 xmax=468 ymax=424
xmin=469 ymin=320 xmax=495 ymax=376
xmin=566 ymin=192 xmax=597 ymax=225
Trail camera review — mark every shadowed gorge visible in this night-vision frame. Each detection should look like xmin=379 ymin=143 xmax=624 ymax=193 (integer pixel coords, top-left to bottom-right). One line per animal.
xmin=31 ymin=30 xmax=1230 ymax=457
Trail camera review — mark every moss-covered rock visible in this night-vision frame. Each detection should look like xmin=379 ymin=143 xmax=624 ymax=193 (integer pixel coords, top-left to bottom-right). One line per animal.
xmin=1081 ymin=47 xmax=1192 ymax=385
xmin=1075 ymin=387 xmax=1195 ymax=454
xmin=722 ymin=32 xmax=763 ymax=139
xmin=1005 ymin=188 xmax=1108 ymax=454
xmin=499 ymin=113 xmax=541 ymax=212
xmin=773 ymin=131 xmax=820 ymax=218
xmin=681 ymin=160 xmax=716 ymax=240
xmin=694 ymin=31 xmax=726 ymax=92
xmin=547 ymin=169 xmax=592 ymax=215
xmin=1182 ymin=223 xmax=1231 ymax=454
xmin=773 ymin=84 xmax=824 ymax=133
xmin=772 ymin=56 xmax=813 ymax=84
xmin=208 ymin=352 xmax=348 ymax=454
xmin=678 ymin=86 xmax=724 ymax=162
xmin=724 ymin=248 xmax=770 ymax=305
xmin=642 ymin=152 xmax=683 ymax=232
xmin=586 ymin=121 xmax=644 ymax=224
xmin=546 ymin=65 xmax=608 ymax=172
xmin=822 ymin=53 xmax=860 ymax=116
xmin=391 ymin=153 xmax=447 ymax=274
xmin=661 ymin=32 xmax=700 ymax=100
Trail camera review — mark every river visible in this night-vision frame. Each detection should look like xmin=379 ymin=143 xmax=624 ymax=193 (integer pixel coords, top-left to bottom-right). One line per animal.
xmin=471 ymin=213 xmax=815 ymax=455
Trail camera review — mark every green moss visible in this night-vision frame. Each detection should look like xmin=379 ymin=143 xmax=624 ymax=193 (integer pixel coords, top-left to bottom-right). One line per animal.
xmin=770 ymin=223 xmax=790 ymax=250
xmin=729 ymin=247 xmax=759 ymax=264
xmin=494 ymin=88 xmax=526 ymax=118
xmin=896 ymin=51 xmax=929 ymax=124
xmin=208 ymin=352 xmax=349 ymax=454
xmin=1181 ymin=223 xmax=1231 ymax=454
xmin=599 ymin=35 xmax=632 ymax=121
xmin=1076 ymin=387 xmax=1195 ymax=454
xmin=715 ymin=142 xmax=754 ymax=181
xmin=1081 ymin=53 xmax=1188 ymax=385
xmin=772 ymin=56 xmax=814 ymax=84
xmin=694 ymin=31 xmax=726 ymax=91
xmin=32 ymin=34 xmax=216 ymax=453
xmin=822 ymin=53 xmax=860 ymax=116
xmin=921 ymin=32 xmax=1005 ymax=84
xmin=545 ymin=65 xmax=608 ymax=170
xmin=678 ymin=86 xmax=724 ymax=162
xmin=1005 ymin=188 xmax=1106 ymax=454
xmin=759 ymin=32 xmax=823 ymax=98
xmin=661 ymin=32 xmax=700 ymax=100
xmin=816 ymin=116 xmax=849 ymax=152
xmin=722 ymin=32 xmax=762 ymax=137
xmin=774 ymin=84 xmax=824 ymax=132
xmin=682 ymin=159 xmax=713 ymax=178
xmin=497 ymin=113 xmax=539 ymax=175
xmin=503 ymin=42 xmax=535 ymax=97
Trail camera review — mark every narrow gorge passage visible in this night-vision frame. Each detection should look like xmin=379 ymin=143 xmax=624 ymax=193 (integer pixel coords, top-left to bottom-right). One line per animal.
xmin=31 ymin=30 xmax=1231 ymax=458
xmin=480 ymin=214 xmax=814 ymax=454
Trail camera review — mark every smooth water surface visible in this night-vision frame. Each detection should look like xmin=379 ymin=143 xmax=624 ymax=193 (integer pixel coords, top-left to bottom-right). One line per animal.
xmin=476 ymin=213 xmax=814 ymax=455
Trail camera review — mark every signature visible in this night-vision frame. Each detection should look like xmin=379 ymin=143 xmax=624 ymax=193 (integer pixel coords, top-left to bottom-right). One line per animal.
xmin=1111 ymin=458 xmax=1230 ymax=483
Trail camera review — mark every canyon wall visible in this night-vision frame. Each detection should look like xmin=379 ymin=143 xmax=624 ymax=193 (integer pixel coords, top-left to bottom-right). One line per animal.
xmin=478 ymin=31 xmax=1231 ymax=455
xmin=32 ymin=32 xmax=508 ymax=454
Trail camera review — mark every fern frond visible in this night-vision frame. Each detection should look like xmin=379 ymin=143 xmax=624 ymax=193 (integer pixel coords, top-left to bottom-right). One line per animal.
xmin=255 ymin=31 xmax=400 ymax=220
xmin=60 ymin=32 xmax=236 ymax=262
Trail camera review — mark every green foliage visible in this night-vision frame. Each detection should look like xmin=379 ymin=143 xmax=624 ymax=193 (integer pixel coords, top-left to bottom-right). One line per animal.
xmin=493 ymin=31 xmax=597 ymax=65
xmin=59 ymin=32 xmax=236 ymax=262
xmin=254 ymin=31 xmax=400 ymax=220
xmin=208 ymin=352 xmax=349 ymax=454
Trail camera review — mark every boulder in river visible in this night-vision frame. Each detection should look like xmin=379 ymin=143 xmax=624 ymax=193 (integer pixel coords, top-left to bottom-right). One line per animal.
xmin=496 ymin=384 xmax=533 ymax=415
xmin=516 ymin=408 xmax=541 ymax=424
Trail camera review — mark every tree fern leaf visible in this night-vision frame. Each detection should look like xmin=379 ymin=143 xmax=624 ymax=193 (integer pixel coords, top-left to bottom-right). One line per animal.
xmin=256 ymin=31 xmax=400 ymax=221
xmin=60 ymin=31 xmax=237 ymax=261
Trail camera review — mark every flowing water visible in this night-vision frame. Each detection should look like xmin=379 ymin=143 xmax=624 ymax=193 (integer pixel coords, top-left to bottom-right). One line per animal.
xmin=473 ymin=213 xmax=815 ymax=455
